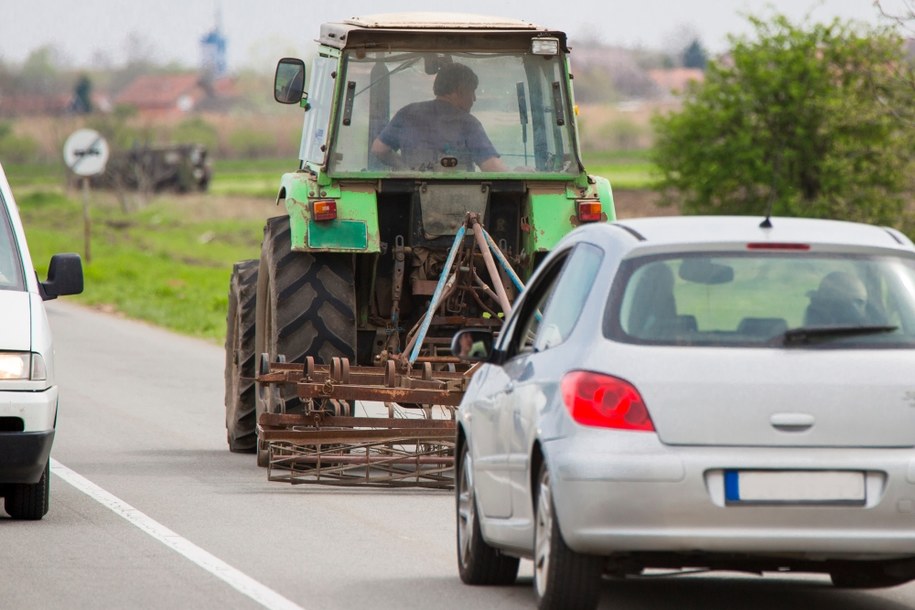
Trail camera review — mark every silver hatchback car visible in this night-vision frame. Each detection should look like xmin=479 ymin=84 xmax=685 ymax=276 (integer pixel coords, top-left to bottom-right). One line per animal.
xmin=454 ymin=216 xmax=915 ymax=609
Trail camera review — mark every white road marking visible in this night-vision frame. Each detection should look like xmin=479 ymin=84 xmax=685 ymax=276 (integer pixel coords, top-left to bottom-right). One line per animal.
xmin=50 ymin=458 xmax=305 ymax=610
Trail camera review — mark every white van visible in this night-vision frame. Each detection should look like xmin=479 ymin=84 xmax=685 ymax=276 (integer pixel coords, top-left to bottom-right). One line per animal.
xmin=0 ymin=162 xmax=83 ymax=520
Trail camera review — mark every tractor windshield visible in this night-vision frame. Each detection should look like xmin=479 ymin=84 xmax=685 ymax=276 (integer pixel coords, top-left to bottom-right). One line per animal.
xmin=329 ymin=50 xmax=578 ymax=176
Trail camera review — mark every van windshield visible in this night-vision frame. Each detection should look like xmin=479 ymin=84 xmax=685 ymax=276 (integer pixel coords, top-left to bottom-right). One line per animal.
xmin=0 ymin=195 xmax=24 ymax=291
xmin=330 ymin=50 xmax=577 ymax=176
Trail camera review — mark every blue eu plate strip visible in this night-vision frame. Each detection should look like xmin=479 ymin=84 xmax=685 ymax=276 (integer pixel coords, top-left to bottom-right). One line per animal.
xmin=724 ymin=470 xmax=740 ymax=502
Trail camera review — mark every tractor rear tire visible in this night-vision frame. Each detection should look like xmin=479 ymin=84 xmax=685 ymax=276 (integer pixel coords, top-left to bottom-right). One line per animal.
xmin=224 ymin=259 xmax=259 ymax=453
xmin=254 ymin=216 xmax=357 ymax=466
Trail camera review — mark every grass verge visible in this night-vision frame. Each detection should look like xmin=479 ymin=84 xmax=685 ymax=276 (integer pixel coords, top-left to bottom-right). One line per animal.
xmin=18 ymin=190 xmax=265 ymax=343
xmin=582 ymin=150 xmax=658 ymax=190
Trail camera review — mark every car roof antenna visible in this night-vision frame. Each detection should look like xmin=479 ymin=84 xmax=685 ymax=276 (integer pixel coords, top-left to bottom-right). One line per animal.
xmin=760 ymin=156 xmax=778 ymax=229
xmin=760 ymin=204 xmax=773 ymax=229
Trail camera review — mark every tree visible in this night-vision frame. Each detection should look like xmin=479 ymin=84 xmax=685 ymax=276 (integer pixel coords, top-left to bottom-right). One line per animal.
xmin=17 ymin=45 xmax=67 ymax=95
xmin=682 ymin=39 xmax=708 ymax=70
xmin=651 ymin=14 xmax=915 ymax=226
xmin=875 ymin=0 xmax=915 ymax=128
xmin=875 ymin=0 xmax=914 ymax=33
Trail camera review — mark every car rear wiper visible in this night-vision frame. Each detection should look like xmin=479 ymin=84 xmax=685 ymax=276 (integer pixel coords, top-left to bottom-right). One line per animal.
xmin=777 ymin=325 xmax=898 ymax=346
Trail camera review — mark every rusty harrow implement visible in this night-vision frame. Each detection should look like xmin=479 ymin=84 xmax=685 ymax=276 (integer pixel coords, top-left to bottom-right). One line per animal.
xmin=256 ymin=213 xmax=522 ymax=488
xmin=257 ymin=357 xmax=470 ymax=488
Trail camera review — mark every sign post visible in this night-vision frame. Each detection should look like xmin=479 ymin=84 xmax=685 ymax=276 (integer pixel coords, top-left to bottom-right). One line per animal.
xmin=63 ymin=129 xmax=109 ymax=264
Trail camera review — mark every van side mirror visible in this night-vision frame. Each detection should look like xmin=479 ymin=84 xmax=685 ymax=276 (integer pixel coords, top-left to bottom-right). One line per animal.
xmin=275 ymin=58 xmax=306 ymax=104
xmin=41 ymin=253 xmax=84 ymax=300
xmin=451 ymin=329 xmax=493 ymax=362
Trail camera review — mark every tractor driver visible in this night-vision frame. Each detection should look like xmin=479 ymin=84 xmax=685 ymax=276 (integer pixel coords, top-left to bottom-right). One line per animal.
xmin=370 ymin=63 xmax=508 ymax=172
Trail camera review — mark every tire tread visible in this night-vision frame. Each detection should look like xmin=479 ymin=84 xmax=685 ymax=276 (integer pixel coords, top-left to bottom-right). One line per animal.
xmin=5 ymin=462 xmax=50 ymax=520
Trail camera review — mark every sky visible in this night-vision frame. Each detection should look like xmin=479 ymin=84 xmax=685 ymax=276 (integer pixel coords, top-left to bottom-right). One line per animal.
xmin=1 ymin=0 xmax=909 ymax=72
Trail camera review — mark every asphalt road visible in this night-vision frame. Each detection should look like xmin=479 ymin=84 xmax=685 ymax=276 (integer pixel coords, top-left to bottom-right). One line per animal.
xmin=2 ymin=301 xmax=915 ymax=610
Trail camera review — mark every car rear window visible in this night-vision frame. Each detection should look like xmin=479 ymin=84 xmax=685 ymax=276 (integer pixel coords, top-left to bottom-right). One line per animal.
xmin=0 ymin=194 xmax=25 ymax=291
xmin=605 ymin=252 xmax=915 ymax=348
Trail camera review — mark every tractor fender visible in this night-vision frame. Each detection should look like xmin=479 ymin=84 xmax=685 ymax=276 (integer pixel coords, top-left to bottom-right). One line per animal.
xmin=277 ymin=172 xmax=381 ymax=254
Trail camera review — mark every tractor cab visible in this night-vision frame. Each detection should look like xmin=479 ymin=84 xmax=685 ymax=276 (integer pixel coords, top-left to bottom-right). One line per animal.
xmin=275 ymin=13 xmax=581 ymax=179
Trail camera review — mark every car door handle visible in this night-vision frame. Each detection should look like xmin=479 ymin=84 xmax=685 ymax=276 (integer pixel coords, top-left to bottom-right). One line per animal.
xmin=505 ymin=382 xmax=514 ymax=394
xmin=770 ymin=413 xmax=815 ymax=432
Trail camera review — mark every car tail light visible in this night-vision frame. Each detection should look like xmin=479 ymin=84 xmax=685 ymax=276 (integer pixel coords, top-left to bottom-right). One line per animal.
xmin=576 ymin=200 xmax=602 ymax=223
xmin=311 ymin=199 xmax=337 ymax=221
xmin=561 ymin=371 xmax=654 ymax=431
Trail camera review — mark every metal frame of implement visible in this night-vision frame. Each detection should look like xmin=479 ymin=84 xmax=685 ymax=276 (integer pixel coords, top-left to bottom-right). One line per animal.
xmin=256 ymin=213 xmax=521 ymax=487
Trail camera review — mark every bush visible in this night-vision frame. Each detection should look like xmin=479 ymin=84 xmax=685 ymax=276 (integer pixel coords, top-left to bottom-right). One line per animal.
xmin=597 ymin=118 xmax=649 ymax=151
xmin=0 ymin=122 xmax=40 ymax=163
xmin=227 ymin=127 xmax=277 ymax=159
xmin=652 ymin=13 xmax=915 ymax=225
xmin=172 ymin=117 xmax=219 ymax=151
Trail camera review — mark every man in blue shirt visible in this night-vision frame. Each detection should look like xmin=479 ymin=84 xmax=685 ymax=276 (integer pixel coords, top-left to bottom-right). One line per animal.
xmin=371 ymin=63 xmax=507 ymax=172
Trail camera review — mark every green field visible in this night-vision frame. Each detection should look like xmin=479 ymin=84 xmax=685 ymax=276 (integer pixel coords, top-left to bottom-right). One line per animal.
xmin=17 ymin=189 xmax=264 ymax=343
xmin=582 ymin=150 xmax=657 ymax=190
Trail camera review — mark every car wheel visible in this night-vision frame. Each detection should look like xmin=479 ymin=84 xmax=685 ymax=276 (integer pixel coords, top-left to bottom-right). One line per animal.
xmin=456 ymin=442 xmax=519 ymax=585
xmin=534 ymin=463 xmax=601 ymax=610
xmin=5 ymin=461 xmax=50 ymax=520
xmin=830 ymin=564 xmax=914 ymax=589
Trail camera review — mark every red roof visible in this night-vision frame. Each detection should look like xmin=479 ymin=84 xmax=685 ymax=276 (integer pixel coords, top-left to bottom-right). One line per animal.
xmin=114 ymin=74 xmax=204 ymax=111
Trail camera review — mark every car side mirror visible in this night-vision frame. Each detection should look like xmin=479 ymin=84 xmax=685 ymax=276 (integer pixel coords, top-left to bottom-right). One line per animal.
xmin=274 ymin=58 xmax=306 ymax=104
xmin=451 ymin=329 xmax=493 ymax=362
xmin=41 ymin=253 xmax=84 ymax=300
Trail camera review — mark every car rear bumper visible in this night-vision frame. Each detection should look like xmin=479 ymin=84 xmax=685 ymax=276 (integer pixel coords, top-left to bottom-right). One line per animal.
xmin=0 ymin=430 xmax=54 ymax=483
xmin=546 ymin=437 xmax=915 ymax=560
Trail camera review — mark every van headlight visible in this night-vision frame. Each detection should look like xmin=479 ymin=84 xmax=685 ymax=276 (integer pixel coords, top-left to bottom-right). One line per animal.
xmin=0 ymin=353 xmax=46 ymax=381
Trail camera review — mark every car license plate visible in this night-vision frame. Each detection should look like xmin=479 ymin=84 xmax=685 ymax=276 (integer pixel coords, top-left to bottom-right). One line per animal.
xmin=724 ymin=470 xmax=865 ymax=505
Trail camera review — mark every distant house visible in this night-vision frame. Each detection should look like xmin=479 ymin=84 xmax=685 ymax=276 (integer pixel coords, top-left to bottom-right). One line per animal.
xmin=0 ymin=93 xmax=71 ymax=117
xmin=648 ymin=68 xmax=705 ymax=99
xmin=113 ymin=73 xmax=237 ymax=119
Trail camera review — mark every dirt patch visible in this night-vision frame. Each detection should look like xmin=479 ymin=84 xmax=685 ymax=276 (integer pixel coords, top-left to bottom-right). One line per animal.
xmin=144 ymin=189 xmax=673 ymax=223
xmin=202 ymin=189 xmax=673 ymax=221
xmin=612 ymin=189 xmax=678 ymax=219
xmin=93 ymin=187 xmax=671 ymax=224
xmin=83 ymin=191 xmax=286 ymax=222
xmin=161 ymin=194 xmax=285 ymax=222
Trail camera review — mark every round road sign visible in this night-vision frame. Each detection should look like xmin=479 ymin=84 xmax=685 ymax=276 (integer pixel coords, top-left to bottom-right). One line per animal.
xmin=63 ymin=129 xmax=110 ymax=177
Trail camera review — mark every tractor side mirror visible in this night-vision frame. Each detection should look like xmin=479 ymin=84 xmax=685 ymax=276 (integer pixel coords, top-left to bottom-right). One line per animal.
xmin=274 ymin=58 xmax=306 ymax=104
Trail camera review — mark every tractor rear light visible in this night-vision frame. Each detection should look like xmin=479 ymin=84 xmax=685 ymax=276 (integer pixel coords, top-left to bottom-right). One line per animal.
xmin=311 ymin=199 xmax=337 ymax=221
xmin=561 ymin=371 xmax=654 ymax=431
xmin=577 ymin=200 xmax=602 ymax=223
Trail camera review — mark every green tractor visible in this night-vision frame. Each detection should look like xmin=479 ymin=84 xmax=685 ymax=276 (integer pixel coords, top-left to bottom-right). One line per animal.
xmin=224 ymin=13 xmax=615 ymax=464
